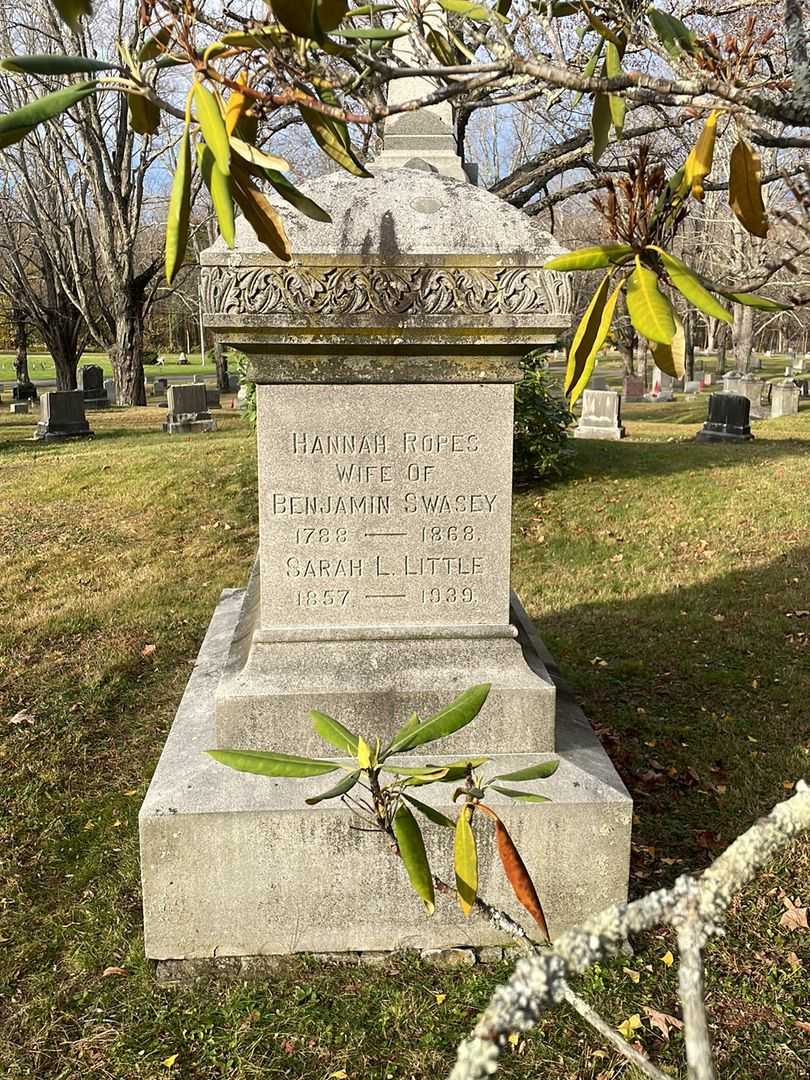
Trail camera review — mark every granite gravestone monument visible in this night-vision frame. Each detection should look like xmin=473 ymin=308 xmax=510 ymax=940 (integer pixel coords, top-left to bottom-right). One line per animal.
xmin=574 ymin=389 xmax=625 ymax=441
xmin=650 ymin=365 xmax=675 ymax=401
xmin=140 ymin=43 xmax=631 ymax=965
xmin=78 ymin=364 xmax=108 ymax=408
xmin=12 ymin=380 xmax=37 ymax=403
xmin=623 ymin=373 xmax=644 ymax=401
xmin=163 ymin=383 xmax=215 ymax=434
xmin=695 ymin=392 xmax=753 ymax=442
xmin=34 ymin=390 xmax=93 ymax=441
xmin=735 ymin=374 xmax=770 ymax=419
xmin=770 ymin=378 xmax=800 ymax=418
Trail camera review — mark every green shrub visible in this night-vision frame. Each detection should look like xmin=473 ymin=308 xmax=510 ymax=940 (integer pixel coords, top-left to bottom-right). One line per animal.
xmin=513 ymin=362 xmax=574 ymax=482
xmin=230 ymin=351 xmax=256 ymax=427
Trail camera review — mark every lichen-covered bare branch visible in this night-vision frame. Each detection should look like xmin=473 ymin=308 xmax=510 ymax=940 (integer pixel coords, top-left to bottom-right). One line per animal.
xmin=449 ymin=782 xmax=810 ymax=1080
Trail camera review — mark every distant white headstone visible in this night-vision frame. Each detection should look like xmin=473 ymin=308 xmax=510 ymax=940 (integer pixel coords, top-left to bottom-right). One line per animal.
xmin=574 ymin=389 xmax=625 ymax=440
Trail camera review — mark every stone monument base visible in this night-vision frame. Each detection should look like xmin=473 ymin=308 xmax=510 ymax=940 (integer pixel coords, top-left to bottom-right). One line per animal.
xmin=140 ymin=590 xmax=632 ymax=962
xmin=573 ymin=424 xmax=625 ymax=441
xmin=34 ymin=423 xmax=92 ymax=441
xmin=162 ymin=413 xmax=216 ymax=435
xmin=214 ymin=561 xmax=557 ymax=755
xmin=695 ymin=429 xmax=754 ymax=444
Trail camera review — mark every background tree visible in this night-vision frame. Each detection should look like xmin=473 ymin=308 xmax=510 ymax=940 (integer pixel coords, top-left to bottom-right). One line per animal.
xmin=1 ymin=0 xmax=809 ymax=390
xmin=0 ymin=169 xmax=90 ymax=389
xmin=0 ymin=0 xmax=177 ymax=404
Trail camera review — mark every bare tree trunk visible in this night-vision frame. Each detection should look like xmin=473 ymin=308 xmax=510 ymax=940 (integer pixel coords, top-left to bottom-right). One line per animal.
xmin=716 ymin=326 xmax=728 ymax=374
xmin=705 ymin=318 xmax=716 ymax=354
xmin=47 ymin=334 xmax=80 ymax=390
xmin=633 ymin=337 xmax=648 ymax=388
xmin=213 ymin=339 xmax=229 ymax=391
xmin=110 ymin=284 xmax=147 ymax=406
xmin=685 ymin=311 xmax=696 ymax=382
xmin=12 ymin=306 xmax=33 ymax=388
xmin=733 ymin=304 xmax=754 ymax=372
xmin=25 ymin=289 xmax=86 ymax=391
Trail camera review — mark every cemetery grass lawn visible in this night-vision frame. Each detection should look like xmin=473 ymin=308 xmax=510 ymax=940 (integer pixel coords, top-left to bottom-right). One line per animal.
xmin=1 ymin=403 xmax=809 ymax=1079
xmin=0 ymin=352 xmax=215 ymax=382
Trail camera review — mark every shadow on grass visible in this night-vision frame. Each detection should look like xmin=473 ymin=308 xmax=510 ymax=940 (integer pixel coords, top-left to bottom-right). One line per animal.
xmin=0 ymin=422 xmax=246 ymax=456
xmin=567 ymin=433 xmax=810 ymax=482
xmin=523 ymin=545 xmax=810 ymax=890
xmin=622 ymin=398 xmax=810 ymax=426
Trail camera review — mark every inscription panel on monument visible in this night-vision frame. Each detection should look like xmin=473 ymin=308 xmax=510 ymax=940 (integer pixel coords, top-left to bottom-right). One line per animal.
xmin=257 ymin=383 xmax=514 ymax=629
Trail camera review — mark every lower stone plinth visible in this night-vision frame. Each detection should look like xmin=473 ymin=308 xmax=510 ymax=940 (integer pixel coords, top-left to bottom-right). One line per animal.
xmin=140 ymin=590 xmax=632 ymax=961
xmin=695 ymin=429 xmax=754 ymax=443
xmin=34 ymin=426 xmax=93 ymax=441
xmin=573 ymin=425 xmax=625 ymax=441
xmin=162 ymin=415 xmax=216 ymax=435
xmin=215 ymin=561 xmax=557 ymax=756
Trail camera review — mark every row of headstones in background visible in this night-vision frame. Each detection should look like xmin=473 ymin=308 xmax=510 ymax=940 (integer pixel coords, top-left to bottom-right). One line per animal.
xmin=576 ymin=388 xmax=756 ymax=444
xmin=154 ymin=373 xmax=207 ymax=395
xmin=722 ymin=372 xmax=801 ymax=419
xmin=152 ymin=373 xmax=238 ymax=406
xmin=26 ymin=383 xmax=218 ymax=440
xmin=576 ymin=373 xmax=802 ymax=445
xmin=651 ymin=370 xmax=712 ymax=400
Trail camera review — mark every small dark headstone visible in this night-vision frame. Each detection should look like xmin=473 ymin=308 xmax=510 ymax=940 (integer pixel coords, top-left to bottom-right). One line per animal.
xmin=12 ymin=381 xmax=38 ymax=402
xmin=695 ymin=393 xmax=753 ymax=443
xmin=33 ymin=390 xmax=93 ymax=441
xmin=78 ymin=364 xmax=108 ymax=407
xmin=623 ymin=374 xmax=645 ymax=401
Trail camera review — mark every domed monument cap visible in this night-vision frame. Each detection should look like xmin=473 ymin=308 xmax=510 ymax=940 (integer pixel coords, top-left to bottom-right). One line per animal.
xmin=201 ymin=52 xmax=571 ymax=384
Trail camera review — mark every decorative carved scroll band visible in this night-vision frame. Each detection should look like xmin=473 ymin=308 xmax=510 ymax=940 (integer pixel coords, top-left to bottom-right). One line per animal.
xmin=201 ymin=264 xmax=572 ymax=318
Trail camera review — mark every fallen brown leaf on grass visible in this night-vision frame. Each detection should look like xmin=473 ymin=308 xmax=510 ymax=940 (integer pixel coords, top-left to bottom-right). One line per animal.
xmin=6 ymin=709 xmax=34 ymax=726
xmin=779 ymin=891 xmax=808 ymax=931
xmin=644 ymin=1005 xmax=684 ymax=1039
xmin=141 ymin=643 xmax=156 ymax=657
xmin=102 ymin=966 xmax=127 ymax=977
xmin=695 ymin=829 xmax=724 ymax=851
